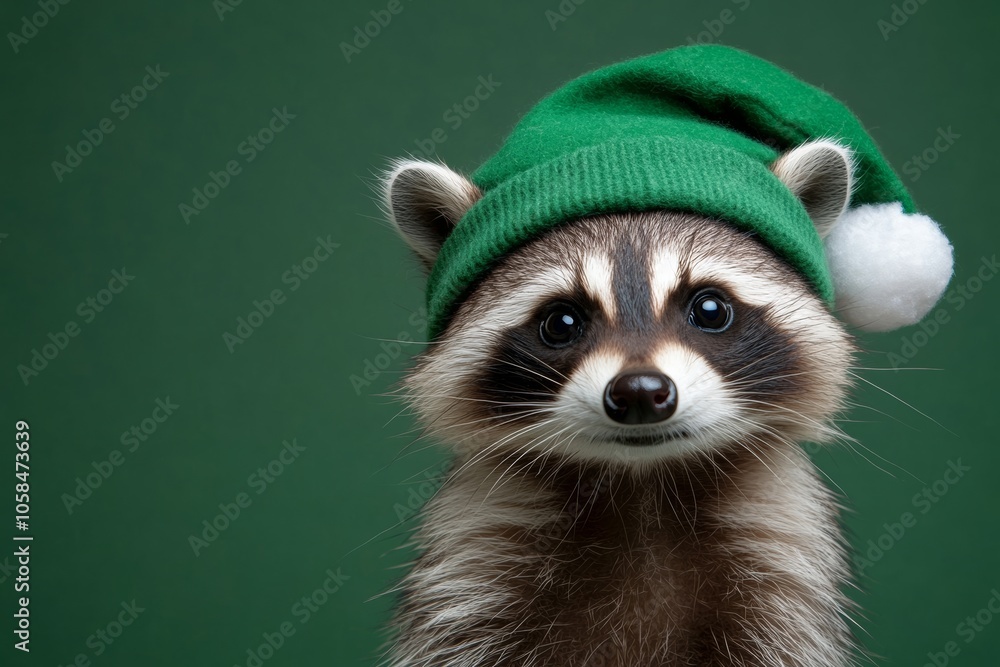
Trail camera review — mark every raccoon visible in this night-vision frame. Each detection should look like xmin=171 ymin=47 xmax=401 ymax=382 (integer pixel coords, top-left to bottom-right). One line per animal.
xmin=379 ymin=140 xmax=862 ymax=667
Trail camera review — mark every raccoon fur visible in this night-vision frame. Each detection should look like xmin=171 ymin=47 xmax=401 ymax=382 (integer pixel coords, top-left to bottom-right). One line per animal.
xmin=381 ymin=143 xmax=861 ymax=666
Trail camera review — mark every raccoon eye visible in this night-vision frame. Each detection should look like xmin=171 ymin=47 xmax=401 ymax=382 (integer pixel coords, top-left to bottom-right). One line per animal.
xmin=539 ymin=303 xmax=585 ymax=348
xmin=689 ymin=292 xmax=733 ymax=332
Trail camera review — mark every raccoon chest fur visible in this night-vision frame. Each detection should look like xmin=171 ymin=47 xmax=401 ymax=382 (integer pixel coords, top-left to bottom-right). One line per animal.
xmin=389 ymin=445 xmax=852 ymax=667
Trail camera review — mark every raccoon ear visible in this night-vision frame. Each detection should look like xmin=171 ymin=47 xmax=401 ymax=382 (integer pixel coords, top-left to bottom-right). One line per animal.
xmin=382 ymin=160 xmax=482 ymax=270
xmin=770 ymin=140 xmax=853 ymax=239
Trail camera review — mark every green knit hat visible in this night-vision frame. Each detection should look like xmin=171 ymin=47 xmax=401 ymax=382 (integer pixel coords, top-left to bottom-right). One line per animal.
xmin=385 ymin=45 xmax=952 ymax=338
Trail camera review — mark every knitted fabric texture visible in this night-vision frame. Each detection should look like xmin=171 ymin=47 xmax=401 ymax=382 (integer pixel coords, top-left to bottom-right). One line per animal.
xmin=425 ymin=44 xmax=915 ymax=338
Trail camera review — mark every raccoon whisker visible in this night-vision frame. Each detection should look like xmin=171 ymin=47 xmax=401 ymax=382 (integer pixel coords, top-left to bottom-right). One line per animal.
xmin=335 ymin=454 xmax=457 ymax=561
xmin=741 ymin=397 xmax=913 ymax=481
xmin=525 ymin=426 xmax=592 ymax=506
xmin=824 ymin=417 xmax=880 ymax=425
xmin=587 ymin=463 xmax=615 ymax=526
xmin=399 ymin=393 xmax=557 ymax=407
xmin=504 ymin=420 xmax=582 ymax=479
xmin=830 ymin=437 xmax=899 ymax=481
xmin=707 ymin=445 xmax=757 ymax=507
xmin=470 ymin=422 xmax=572 ymax=509
xmin=846 ymin=371 xmax=957 ymax=437
xmin=736 ymin=399 xmax=918 ymax=482
xmin=726 ymin=433 xmax=794 ymax=491
xmin=382 ymin=401 xmax=420 ymax=429
xmin=709 ymin=421 xmax=776 ymax=474
xmin=732 ymin=395 xmax=843 ymax=425
xmin=546 ymin=425 xmax=590 ymax=466
xmin=382 ymin=388 xmax=515 ymax=427
xmin=662 ymin=459 xmax=697 ymax=529
xmin=831 ymin=430 xmax=925 ymax=484
xmin=370 ymin=370 xmax=423 ymax=378
xmin=380 ymin=432 xmax=467 ymax=475
xmin=377 ymin=398 xmax=469 ymax=468
xmin=541 ymin=432 xmax=590 ymax=497
xmin=444 ymin=407 xmax=557 ymax=431
xmin=718 ymin=348 xmax=794 ymax=381
xmin=533 ymin=429 xmax=591 ymax=494
xmin=681 ymin=459 xmax=702 ymax=526
xmin=376 ymin=385 xmax=420 ymax=401
xmin=378 ymin=379 xmax=455 ymax=399
xmin=358 ymin=336 xmax=441 ymax=346
xmin=450 ymin=418 xmax=558 ymax=490
xmin=738 ymin=408 xmax=841 ymax=442
xmin=734 ymin=423 xmax=851 ymax=498
xmin=482 ymin=424 xmax=576 ymax=506
xmin=849 ymin=366 xmax=942 ymax=372
xmin=392 ymin=466 xmax=450 ymax=488
xmin=514 ymin=349 xmax=570 ymax=381
xmin=449 ymin=439 xmax=513 ymax=486
xmin=398 ymin=387 xmax=557 ymax=402
xmin=439 ymin=409 xmax=553 ymax=432
xmin=490 ymin=357 xmax=564 ymax=387
xmin=730 ymin=420 xmax=817 ymax=458
xmin=393 ymin=411 xmax=554 ymax=458
xmin=750 ymin=417 xmax=847 ymax=457
xmin=842 ymin=400 xmax=923 ymax=432
xmin=400 ymin=394 xmax=553 ymax=413
xmin=723 ymin=369 xmax=819 ymax=386
xmin=486 ymin=393 xmax=566 ymax=403
xmin=380 ymin=440 xmax=455 ymax=464
xmin=438 ymin=418 xmax=560 ymax=448
xmin=486 ymin=415 xmax=565 ymax=452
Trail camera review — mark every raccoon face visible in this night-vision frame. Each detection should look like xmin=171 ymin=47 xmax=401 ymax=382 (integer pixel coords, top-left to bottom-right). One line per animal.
xmin=384 ymin=142 xmax=856 ymax=468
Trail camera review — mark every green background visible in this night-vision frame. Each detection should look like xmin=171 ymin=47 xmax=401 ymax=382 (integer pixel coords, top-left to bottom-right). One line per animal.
xmin=1 ymin=0 xmax=998 ymax=665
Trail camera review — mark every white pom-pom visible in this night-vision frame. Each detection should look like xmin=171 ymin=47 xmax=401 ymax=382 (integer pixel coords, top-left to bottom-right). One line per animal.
xmin=824 ymin=202 xmax=953 ymax=332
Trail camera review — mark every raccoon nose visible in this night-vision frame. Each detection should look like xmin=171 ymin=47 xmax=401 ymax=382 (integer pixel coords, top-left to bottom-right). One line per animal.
xmin=604 ymin=372 xmax=678 ymax=425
